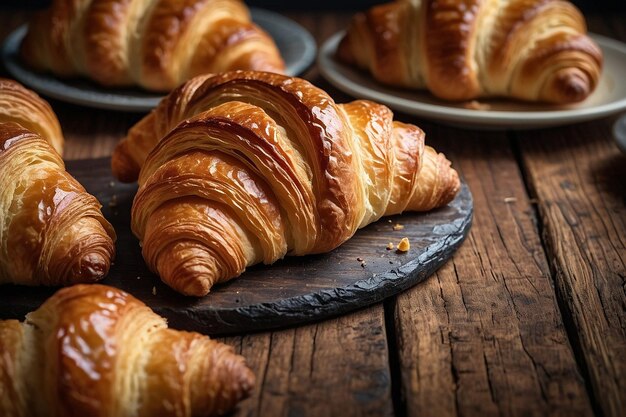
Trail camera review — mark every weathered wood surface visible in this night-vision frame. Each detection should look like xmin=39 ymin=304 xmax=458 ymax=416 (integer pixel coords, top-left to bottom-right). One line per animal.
xmin=393 ymin=125 xmax=593 ymax=417
xmin=512 ymin=16 xmax=626 ymax=417
xmin=1 ymin=9 xmax=625 ymax=417
xmin=221 ymin=306 xmax=394 ymax=417
xmin=517 ymin=118 xmax=626 ymax=416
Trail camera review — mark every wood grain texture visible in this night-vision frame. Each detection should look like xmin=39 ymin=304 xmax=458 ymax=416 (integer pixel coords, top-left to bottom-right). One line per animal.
xmin=517 ymin=118 xmax=626 ymax=417
xmin=393 ymin=126 xmax=593 ymax=417
xmin=220 ymin=306 xmax=394 ymax=417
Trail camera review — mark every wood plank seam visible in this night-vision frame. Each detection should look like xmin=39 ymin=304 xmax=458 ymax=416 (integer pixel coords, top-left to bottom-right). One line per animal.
xmin=513 ymin=133 xmax=607 ymax=416
xmin=385 ymin=297 xmax=408 ymax=417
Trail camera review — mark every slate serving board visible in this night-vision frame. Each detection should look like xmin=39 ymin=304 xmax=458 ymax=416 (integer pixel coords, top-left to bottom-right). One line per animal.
xmin=0 ymin=158 xmax=473 ymax=335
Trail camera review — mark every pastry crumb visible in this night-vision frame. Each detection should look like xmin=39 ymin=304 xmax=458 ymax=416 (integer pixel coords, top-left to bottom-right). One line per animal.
xmin=136 ymin=276 xmax=140 ymax=280
xmin=397 ymin=237 xmax=410 ymax=252
xmin=463 ymin=100 xmax=491 ymax=110
xmin=386 ymin=242 xmax=394 ymax=250
xmin=392 ymin=223 xmax=404 ymax=231
xmin=152 ymin=286 xmax=156 ymax=295
xmin=109 ymin=181 xmax=115 ymax=187
xmin=360 ymin=262 xmax=366 ymax=268
xmin=356 ymin=257 xmax=364 ymax=262
xmin=504 ymin=197 xmax=517 ymax=203
xmin=108 ymin=194 xmax=118 ymax=207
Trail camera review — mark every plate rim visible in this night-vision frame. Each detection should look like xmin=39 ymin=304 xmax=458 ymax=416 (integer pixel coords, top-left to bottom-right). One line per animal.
xmin=1 ymin=8 xmax=317 ymax=112
xmin=318 ymin=31 xmax=626 ymax=128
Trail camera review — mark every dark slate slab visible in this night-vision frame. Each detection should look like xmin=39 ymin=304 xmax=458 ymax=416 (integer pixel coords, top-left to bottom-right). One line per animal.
xmin=0 ymin=157 xmax=473 ymax=335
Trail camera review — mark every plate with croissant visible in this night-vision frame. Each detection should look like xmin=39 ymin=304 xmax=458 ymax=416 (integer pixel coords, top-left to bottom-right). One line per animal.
xmin=1 ymin=6 xmax=316 ymax=111
xmin=318 ymin=0 xmax=626 ymax=129
xmin=0 ymin=72 xmax=472 ymax=334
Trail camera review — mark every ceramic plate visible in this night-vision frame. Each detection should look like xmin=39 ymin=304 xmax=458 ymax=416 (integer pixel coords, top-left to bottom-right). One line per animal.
xmin=318 ymin=31 xmax=626 ymax=129
xmin=1 ymin=9 xmax=316 ymax=112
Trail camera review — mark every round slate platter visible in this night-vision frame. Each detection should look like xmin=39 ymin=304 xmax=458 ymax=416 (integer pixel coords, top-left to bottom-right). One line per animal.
xmin=0 ymin=158 xmax=473 ymax=335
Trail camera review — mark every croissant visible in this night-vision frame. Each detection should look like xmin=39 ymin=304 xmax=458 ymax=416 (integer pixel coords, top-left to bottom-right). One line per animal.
xmin=0 ymin=78 xmax=63 ymax=155
xmin=20 ymin=0 xmax=285 ymax=92
xmin=0 ymin=121 xmax=115 ymax=286
xmin=336 ymin=0 xmax=603 ymax=104
xmin=0 ymin=284 xmax=255 ymax=417
xmin=110 ymin=71 xmax=460 ymax=296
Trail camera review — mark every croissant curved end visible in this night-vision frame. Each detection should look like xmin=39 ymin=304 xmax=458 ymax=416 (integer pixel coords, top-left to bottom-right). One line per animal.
xmin=69 ymin=252 xmax=111 ymax=283
xmin=543 ymin=68 xmax=595 ymax=104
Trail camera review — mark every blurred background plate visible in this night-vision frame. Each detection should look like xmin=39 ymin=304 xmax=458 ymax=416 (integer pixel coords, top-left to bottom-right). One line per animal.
xmin=318 ymin=31 xmax=626 ymax=130
xmin=1 ymin=8 xmax=316 ymax=112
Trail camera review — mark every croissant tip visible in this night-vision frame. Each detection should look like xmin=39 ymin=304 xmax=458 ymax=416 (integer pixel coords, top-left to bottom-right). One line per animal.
xmin=70 ymin=252 xmax=111 ymax=283
xmin=548 ymin=70 xmax=593 ymax=104
xmin=111 ymin=142 xmax=140 ymax=183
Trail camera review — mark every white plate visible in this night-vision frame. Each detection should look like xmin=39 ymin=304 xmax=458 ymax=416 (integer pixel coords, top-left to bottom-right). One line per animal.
xmin=318 ymin=31 xmax=626 ymax=129
xmin=1 ymin=9 xmax=316 ymax=112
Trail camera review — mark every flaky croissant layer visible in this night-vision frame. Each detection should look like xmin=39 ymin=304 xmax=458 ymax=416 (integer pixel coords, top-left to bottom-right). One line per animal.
xmin=0 ymin=284 xmax=255 ymax=417
xmin=0 ymin=122 xmax=115 ymax=286
xmin=336 ymin=0 xmax=603 ymax=104
xmin=21 ymin=0 xmax=285 ymax=91
xmin=112 ymin=71 xmax=460 ymax=296
xmin=0 ymin=78 xmax=64 ymax=155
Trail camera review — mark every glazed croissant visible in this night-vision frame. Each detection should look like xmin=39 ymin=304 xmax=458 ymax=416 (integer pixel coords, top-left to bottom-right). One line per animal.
xmin=111 ymin=71 xmax=460 ymax=296
xmin=21 ymin=0 xmax=285 ymax=91
xmin=0 ymin=117 xmax=115 ymax=286
xmin=336 ymin=0 xmax=603 ymax=104
xmin=0 ymin=284 xmax=255 ymax=417
xmin=0 ymin=78 xmax=63 ymax=155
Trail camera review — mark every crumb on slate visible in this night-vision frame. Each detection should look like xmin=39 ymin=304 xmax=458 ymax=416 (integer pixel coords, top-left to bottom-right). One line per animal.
xmin=152 ymin=286 xmax=156 ymax=295
xmin=386 ymin=242 xmax=394 ymax=250
xmin=356 ymin=257 xmax=364 ymax=262
xmin=393 ymin=223 xmax=404 ymax=231
xmin=397 ymin=237 xmax=410 ymax=252
xmin=109 ymin=181 xmax=115 ymax=187
xmin=108 ymin=194 xmax=118 ymax=207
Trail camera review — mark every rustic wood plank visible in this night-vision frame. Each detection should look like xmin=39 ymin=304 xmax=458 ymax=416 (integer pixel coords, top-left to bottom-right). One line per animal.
xmin=394 ymin=125 xmax=594 ymax=417
xmin=512 ymin=17 xmax=626 ymax=417
xmin=516 ymin=118 xmax=626 ymax=417
xmin=219 ymin=306 xmax=395 ymax=417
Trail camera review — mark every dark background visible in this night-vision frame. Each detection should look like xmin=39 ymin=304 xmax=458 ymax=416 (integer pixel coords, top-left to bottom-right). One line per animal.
xmin=3 ymin=0 xmax=626 ymax=12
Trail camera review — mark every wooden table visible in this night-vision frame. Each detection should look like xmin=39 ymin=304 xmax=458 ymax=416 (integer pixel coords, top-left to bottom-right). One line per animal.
xmin=1 ymin=10 xmax=625 ymax=417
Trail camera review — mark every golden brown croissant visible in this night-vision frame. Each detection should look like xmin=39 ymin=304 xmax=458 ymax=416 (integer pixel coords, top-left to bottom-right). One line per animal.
xmin=0 ymin=284 xmax=255 ymax=417
xmin=111 ymin=71 xmax=460 ymax=296
xmin=0 ymin=121 xmax=115 ymax=286
xmin=0 ymin=78 xmax=63 ymax=155
xmin=336 ymin=0 xmax=603 ymax=104
xmin=20 ymin=0 xmax=285 ymax=91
